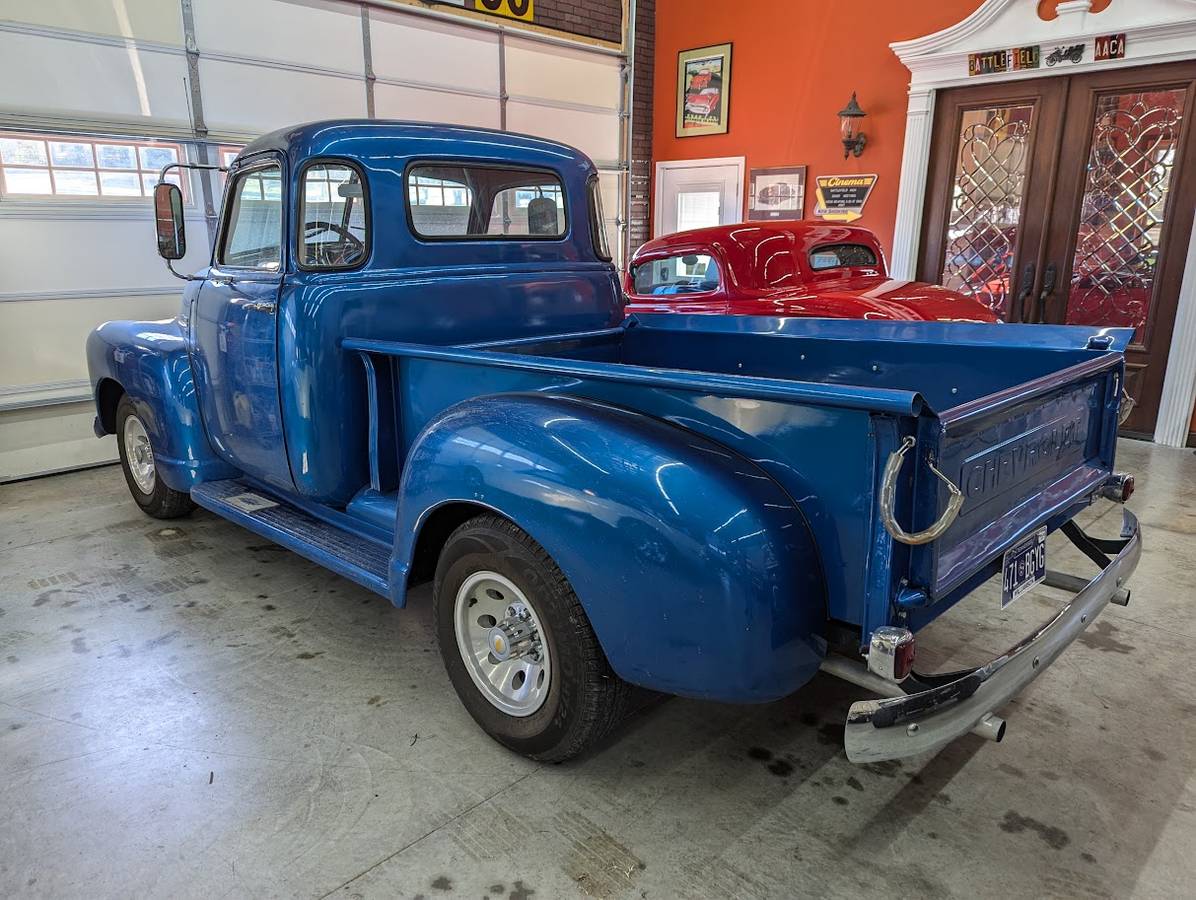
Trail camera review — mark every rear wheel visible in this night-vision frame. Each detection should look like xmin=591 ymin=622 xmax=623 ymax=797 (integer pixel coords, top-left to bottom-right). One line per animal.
xmin=115 ymin=395 xmax=195 ymax=519
xmin=433 ymin=515 xmax=632 ymax=762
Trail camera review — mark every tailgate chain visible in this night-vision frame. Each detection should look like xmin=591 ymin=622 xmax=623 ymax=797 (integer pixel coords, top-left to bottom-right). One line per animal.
xmin=880 ymin=436 xmax=964 ymax=546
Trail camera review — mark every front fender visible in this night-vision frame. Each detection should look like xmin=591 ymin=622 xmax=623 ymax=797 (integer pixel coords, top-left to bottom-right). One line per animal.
xmin=393 ymin=394 xmax=827 ymax=702
xmin=86 ymin=316 xmax=236 ymax=492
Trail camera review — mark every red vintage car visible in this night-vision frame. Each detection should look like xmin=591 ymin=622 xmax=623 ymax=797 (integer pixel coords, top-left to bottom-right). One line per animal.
xmin=625 ymin=221 xmax=1000 ymax=322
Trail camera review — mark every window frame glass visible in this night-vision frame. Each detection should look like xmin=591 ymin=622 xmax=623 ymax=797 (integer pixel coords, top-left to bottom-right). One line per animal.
xmin=295 ymin=157 xmax=371 ymax=272
xmin=216 ymin=158 xmax=285 ymax=272
xmin=404 ymin=160 xmax=569 ymax=243
xmin=0 ymin=131 xmax=188 ymax=201
xmin=588 ymin=175 xmax=612 ymax=262
xmin=808 ymin=242 xmax=879 ymax=272
xmin=629 ymin=252 xmax=722 ymax=297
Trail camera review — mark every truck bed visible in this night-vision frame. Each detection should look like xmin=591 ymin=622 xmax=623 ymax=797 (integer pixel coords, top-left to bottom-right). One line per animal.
xmin=345 ymin=314 xmax=1129 ymax=641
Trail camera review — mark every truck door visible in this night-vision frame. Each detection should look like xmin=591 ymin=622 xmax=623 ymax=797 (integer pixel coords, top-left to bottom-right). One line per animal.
xmin=189 ymin=155 xmax=293 ymax=492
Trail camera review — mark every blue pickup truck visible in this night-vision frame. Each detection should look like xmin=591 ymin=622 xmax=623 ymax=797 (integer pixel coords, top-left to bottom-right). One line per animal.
xmin=88 ymin=120 xmax=1140 ymax=764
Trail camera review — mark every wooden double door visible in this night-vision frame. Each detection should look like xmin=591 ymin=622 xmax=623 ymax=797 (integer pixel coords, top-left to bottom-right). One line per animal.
xmin=919 ymin=61 xmax=1196 ymax=437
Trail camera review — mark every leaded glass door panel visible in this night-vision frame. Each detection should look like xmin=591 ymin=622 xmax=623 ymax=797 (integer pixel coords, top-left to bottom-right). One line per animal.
xmin=1041 ymin=63 xmax=1196 ymax=435
xmin=919 ymin=79 xmax=1067 ymax=322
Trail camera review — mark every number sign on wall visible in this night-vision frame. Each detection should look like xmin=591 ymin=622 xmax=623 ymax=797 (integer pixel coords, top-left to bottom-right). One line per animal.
xmin=473 ymin=0 xmax=534 ymax=21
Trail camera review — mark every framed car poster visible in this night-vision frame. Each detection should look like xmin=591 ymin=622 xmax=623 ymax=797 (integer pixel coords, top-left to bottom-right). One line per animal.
xmin=676 ymin=43 xmax=732 ymax=137
xmin=748 ymin=166 xmax=806 ymax=220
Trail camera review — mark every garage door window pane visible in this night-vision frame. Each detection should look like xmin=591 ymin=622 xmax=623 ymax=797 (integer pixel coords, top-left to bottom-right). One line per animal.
xmin=96 ymin=144 xmax=138 ymax=169
xmin=49 ymin=141 xmax=94 ymax=167
xmin=53 ymin=170 xmax=98 ymax=195
xmin=220 ymin=165 xmax=283 ymax=270
xmin=3 ymin=168 xmax=52 ymax=194
xmin=0 ymin=138 xmax=47 ymax=166
xmin=139 ymin=145 xmax=178 ymax=172
xmin=100 ymin=171 xmax=141 ymax=196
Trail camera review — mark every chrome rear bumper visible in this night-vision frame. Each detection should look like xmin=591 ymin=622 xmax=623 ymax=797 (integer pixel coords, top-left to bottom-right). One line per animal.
xmin=836 ymin=508 xmax=1141 ymax=764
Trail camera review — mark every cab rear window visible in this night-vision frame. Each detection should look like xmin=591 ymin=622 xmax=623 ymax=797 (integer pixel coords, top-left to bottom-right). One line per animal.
xmin=632 ymin=254 xmax=720 ymax=295
xmin=407 ymin=163 xmax=566 ymax=240
xmin=809 ymin=243 xmax=877 ymax=271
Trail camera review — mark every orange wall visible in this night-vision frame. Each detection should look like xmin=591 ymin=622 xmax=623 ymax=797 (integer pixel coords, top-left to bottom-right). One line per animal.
xmin=652 ymin=0 xmax=984 ymax=254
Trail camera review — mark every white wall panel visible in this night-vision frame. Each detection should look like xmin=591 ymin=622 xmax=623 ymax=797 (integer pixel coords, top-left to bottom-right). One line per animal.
xmin=374 ymin=84 xmax=500 ymax=129
xmin=0 ymin=216 xmax=208 ymax=294
xmin=0 ymin=403 xmax=117 ymax=482
xmin=0 ymin=32 xmax=191 ymax=128
xmin=0 ymin=0 xmax=183 ymax=45
xmin=370 ymin=12 xmax=500 ymax=91
xmin=504 ymin=37 xmax=621 ymax=110
xmin=0 ymin=294 xmax=180 ymax=389
xmin=199 ymin=59 xmax=367 ymax=136
xmin=506 ymin=103 xmax=619 ymax=165
xmin=193 ymin=0 xmax=363 ymax=72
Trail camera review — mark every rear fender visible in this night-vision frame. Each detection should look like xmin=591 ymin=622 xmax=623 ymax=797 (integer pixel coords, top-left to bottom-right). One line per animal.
xmin=86 ymin=317 xmax=236 ymax=491
xmin=391 ymin=394 xmax=827 ymax=702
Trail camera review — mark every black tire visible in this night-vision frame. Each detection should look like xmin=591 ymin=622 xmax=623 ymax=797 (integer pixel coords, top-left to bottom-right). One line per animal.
xmin=115 ymin=395 xmax=195 ymax=520
xmin=433 ymin=514 xmax=632 ymax=762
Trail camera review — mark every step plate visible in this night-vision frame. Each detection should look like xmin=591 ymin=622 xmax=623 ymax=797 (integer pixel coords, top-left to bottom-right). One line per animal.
xmin=191 ymin=480 xmax=389 ymax=596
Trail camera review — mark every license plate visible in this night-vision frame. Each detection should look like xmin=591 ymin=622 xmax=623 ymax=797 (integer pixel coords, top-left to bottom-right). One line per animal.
xmin=1002 ymin=526 xmax=1047 ymax=608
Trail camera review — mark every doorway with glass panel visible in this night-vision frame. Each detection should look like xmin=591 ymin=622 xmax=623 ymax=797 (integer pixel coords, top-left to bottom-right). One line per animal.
xmin=918 ymin=62 xmax=1196 ymax=436
xmin=654 ymin=157 xmax=745 ymax=238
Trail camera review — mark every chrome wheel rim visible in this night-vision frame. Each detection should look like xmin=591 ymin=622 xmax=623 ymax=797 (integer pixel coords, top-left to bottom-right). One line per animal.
xmin=122 ymin=414 xmax=156 ymax=494
xmin=454 ymin=571 xmax=550 ymax=717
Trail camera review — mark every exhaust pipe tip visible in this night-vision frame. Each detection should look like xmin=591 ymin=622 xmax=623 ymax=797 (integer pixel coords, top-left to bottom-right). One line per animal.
xmin=973 ymin=713 xmax=1006 ymax=743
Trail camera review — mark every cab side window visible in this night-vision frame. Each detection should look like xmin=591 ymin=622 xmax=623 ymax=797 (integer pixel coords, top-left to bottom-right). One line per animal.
xmin=219 ymin=164 xmax=283 ymax=270
xmin=631 ymin=253 xmax=720 ymax=296
xmin=300 ymin=162 xmax=368 ymax=269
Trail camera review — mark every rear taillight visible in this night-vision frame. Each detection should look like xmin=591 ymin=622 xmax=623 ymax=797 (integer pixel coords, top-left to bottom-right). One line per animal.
xmin=1100 ymin=472 xmax=1135 ymax=503
xmin=866 ymin=626 xmax=916 ymax=683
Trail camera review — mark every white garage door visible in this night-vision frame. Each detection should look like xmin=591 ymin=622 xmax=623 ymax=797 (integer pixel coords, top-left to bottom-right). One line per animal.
xmin=0 ymin=0 xmax=625 ymax=482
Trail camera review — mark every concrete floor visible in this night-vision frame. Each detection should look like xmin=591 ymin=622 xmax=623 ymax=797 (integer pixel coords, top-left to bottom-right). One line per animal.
xmin=1 ymin=439 xmax=1194 ymax=899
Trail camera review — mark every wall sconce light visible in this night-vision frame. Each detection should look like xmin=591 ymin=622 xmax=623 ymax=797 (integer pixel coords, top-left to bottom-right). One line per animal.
xmin=838 ymin=92 xmax=867 ymax=158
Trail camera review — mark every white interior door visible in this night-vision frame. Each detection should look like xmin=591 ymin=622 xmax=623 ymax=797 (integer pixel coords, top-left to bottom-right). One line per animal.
xmin=654 ymin=157 xmax=744 ymax=237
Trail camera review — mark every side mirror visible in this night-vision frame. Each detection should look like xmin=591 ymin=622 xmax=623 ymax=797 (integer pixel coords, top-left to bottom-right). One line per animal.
xmin=153 ymin=182 xmax=186 ymax=260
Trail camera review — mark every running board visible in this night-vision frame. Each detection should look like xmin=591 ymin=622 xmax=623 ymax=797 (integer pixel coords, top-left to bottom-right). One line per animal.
xmin=191 ymin=480 xmax=390 ymax=597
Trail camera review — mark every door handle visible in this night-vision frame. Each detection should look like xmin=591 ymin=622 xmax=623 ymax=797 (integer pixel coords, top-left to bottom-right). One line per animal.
xmin=1015 ymin=262 xmax=1035 ymax=313
xmin=1036 ymin=262 xmax=1058 ymax=322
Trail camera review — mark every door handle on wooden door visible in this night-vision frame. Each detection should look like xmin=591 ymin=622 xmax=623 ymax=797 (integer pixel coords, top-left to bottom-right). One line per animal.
xmin=1015 ymin=263 xmax=1035 ymax=317
xmin=1036 ymin=262 xmax=1058 ymax=322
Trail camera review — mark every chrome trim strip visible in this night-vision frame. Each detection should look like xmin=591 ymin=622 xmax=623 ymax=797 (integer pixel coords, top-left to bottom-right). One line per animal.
xmin=841 ymin=508 xmax=1141 ymax=763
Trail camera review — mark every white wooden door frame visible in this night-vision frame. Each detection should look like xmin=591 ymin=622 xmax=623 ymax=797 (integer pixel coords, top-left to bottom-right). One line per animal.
xmin=653 ymin=156 xmax=745 ymax=237
xmin=889 ymin=0 xmax=1196 ymax=447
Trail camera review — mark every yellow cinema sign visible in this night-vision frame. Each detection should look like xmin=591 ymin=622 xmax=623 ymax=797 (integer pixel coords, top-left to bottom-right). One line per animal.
xmin=813 ymin=174 xmax=878 ymax=223
xmin=474 ymin=0 xmax=534 ymax=21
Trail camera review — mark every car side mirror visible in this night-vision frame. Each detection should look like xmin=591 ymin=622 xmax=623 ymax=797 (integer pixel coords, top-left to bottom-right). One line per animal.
xmin=153 ymin=182 xmax=186 ymax=261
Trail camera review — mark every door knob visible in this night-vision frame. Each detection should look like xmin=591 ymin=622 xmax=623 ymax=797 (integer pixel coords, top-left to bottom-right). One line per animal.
xmin=1015 ymin=262 xmax=1035 ymax=316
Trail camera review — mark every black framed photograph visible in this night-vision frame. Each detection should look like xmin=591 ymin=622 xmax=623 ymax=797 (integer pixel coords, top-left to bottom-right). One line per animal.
xmin=676 ymin=43 xmax=732 ymax=137
xmin=748 ymin=166 xmax=807 ymax=220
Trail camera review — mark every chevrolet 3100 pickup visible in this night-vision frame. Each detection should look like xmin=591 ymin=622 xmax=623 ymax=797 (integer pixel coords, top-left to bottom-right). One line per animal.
xmin=87 ymin=120 xmax=1141 ymax=764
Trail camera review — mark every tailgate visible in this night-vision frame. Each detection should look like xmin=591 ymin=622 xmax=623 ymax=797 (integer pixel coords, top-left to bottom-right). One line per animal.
xmin=912 ymin=353 xmax=1123 ymax=597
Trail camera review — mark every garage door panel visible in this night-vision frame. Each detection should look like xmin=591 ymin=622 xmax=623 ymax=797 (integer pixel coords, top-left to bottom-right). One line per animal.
xmin=504 ymin=37 xmax=621 ymax=110
xmin=0 ymin=216 xmax=207 ymax=294
xmin=0 ymin=32 xmax=190 ymax=127
xmin=0 ymin=294 xmax=181 ymax=390
xmin=374 ymin=84 xmax=500 ymax=130
xmin=199 ymin=59 xmax=367 ymax=136
xmin=370 ymin=12 xmax=500 ymax=91
xmin=505 ymin=103 xmax=619 ymax=166
xmin=0 ymin=0 xmax=184 ymax=45
xmin=193 ymin=0 xmax=363 ymax=72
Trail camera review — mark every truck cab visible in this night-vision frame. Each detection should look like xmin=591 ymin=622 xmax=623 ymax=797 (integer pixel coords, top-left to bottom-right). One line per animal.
xmin=88 ymin=120 xmax=1141 ymax=766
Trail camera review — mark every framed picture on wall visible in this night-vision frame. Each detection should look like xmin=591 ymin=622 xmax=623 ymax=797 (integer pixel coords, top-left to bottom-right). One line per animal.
xmin=676 ymin=43 xmax=732 ymax=137
xmin=748 ymin=166 xmax=807 ymax=220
